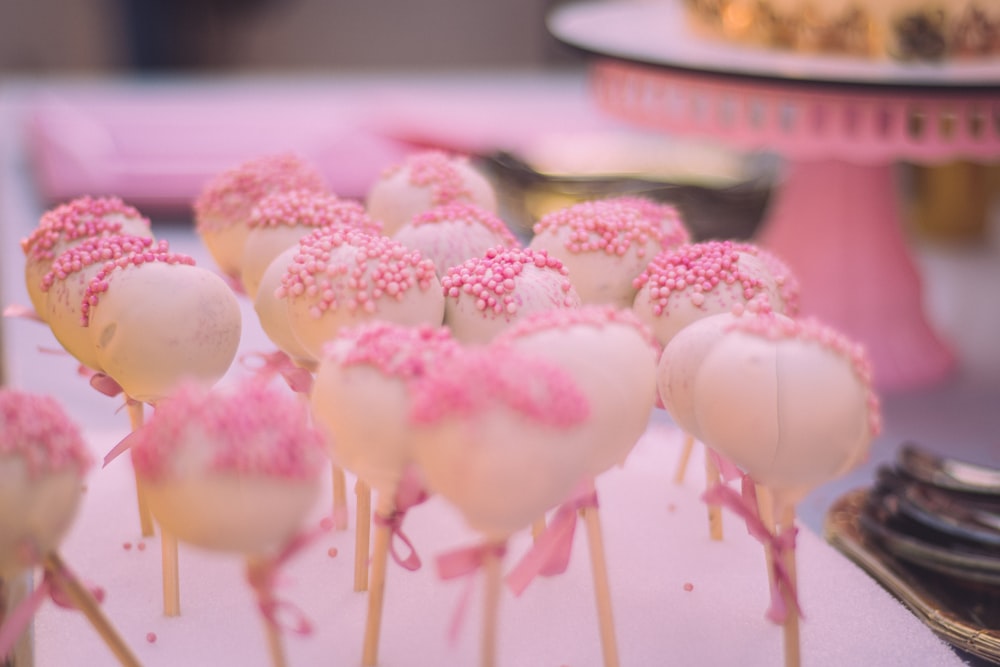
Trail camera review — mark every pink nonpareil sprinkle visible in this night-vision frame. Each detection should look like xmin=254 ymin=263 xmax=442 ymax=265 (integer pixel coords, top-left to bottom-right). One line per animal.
xmin=495 ymin=303 xmax=659 ymax=352
xmin=411 ymin=201 xmax=519 ymax=248
xmin=683 ymin=582 xmax=694 ymax=592
xmin=40 ymin=235 xmax=163 ymax=292
xmin=327 ymin=547 xmax=339 ymax=558
xmin=0 ymin=388 xmax=92 ymax=478
xmin=380 ymin=150 xmax=473 ymax=206
xmin=603 ymin=195 xmax=690 ymax=248
xmin=327 ymin=322 xmax=461 ymax=383
xmin=145 ymin=632 xmax=157 ymax=644
xmin=533 ymin=199 xmax=669 ymax=256
xmin=248 ymin=189 xmax=381 ymax=235
xmin=129 ymin=380 xmax=327 ymax=482
xmin=22 ymin=195 xmax=151 ymax=261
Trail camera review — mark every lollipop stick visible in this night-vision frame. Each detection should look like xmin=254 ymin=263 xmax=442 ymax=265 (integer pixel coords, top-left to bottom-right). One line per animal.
xmin=673 ymin=432 xmax=695 ymax=485
xmin=582 ymin=504 xmax=621 ymax=667
xmin=247 ymin=556 xmax=288 ymax=667
xmin=778 ymin=504 xmax=800 ymax=667
xmin=43 ymin=553 xmax=141 ymax=667
xmin=126 ymin=402 xmax=154 ymax=537
xmin=361 ymin=503 xmax=393 ymax=666
xmin=1 ymin=572 xmax=33 ymax=665
xmin=332 ymin=464 xmax=349 ymax=531
xmin=354 ymin=480 xmax=372 ymax=592
xmin=480 ymin=544 xmax=504 ymax=667
xmin=705 ymin=453 xmax=724 ymax=541
xmin=161 ymin=530 xmax=180 ymax=617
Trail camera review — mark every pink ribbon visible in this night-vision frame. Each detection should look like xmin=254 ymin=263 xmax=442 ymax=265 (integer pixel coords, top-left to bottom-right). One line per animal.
xmin=0 ymin=562 xmax=105 ymax=658
xmin=241 ymin=350 xmax=313 ymax=394
xmin=244 ymin=524 xmax=329 ymax=636
xmin=436 ymin=542 xmax=507 ymax=643
xmin=88 ymin=371 xmax=125 ymax=398
xmin=504 ymin=487 xmax=599 ymax=596
xmin=2 ymin=304 xmax=44 ymax=322
xmin=701 ymin=482 xmax=802 ymax=624
xmin=707 ymin=448 xmax=745 ymax=484
xmin=372 ymin=468 xmax=429 ymax=571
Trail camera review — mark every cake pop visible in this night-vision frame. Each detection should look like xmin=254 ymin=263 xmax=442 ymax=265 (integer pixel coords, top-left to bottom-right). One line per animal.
xmin=441 ymin=247 xmax=581 ymax=344
xmin=131 ymin=379 xmax=328 ymax=667
xmin=40 ymin=235 xmax=163 ymax=371
xmin=241 ymin=189 xmax=381 ymax=301
xmin=392 ymin=201 xmax=520 ymax=274
xmin=366 ymin=150 xmax=498 ymax=236
xmin=82 ymin=248 xmax=242 ymax=404
xmin=22 ymin=196 xmax=153 ymax=320
xmin=276 ymin=227 xmax=444 ymax=362
xmin=253 ymin=245 xmax=317 ymax=369
xmin=529 ymin=198 xmax=685 ymax=308
xmin=194 ymin=153 xmax=327 ymax=283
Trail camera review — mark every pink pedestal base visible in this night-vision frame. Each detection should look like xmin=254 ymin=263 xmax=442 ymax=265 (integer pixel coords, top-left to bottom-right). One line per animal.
xmin=757 ymin=159 xmax=955 ymax=391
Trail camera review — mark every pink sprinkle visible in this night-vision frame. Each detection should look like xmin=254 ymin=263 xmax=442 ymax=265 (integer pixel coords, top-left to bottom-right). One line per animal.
xmin=319 ymin=517 xmax=334 ymax=531
xmin=380 ymin=150 xmax=473 ymax=206
xmin=0 ymin=389 xmax=92 ymax=478
xmin=533 ymin=199 xmax=673 ymax=256
xmin=495 ymin=304 xmax=659 ymax=352
xmin=327 ymin=547 xmax=339 ymax=558
xmin=683 ymin=582 xmax=694 ymax=592
xmin=411 ymin=201 xmax=519 ymax=248
xmin=326 ymin=322 xmax=461 ymax=384
xmin=137 ymin=542 xmax=147 ymax=552
xmin=194 ymin=153 xmax=326 ymax=230
xmin=122 ymin=542 xmax=132 ymax=551
xmin=248 ymin=189 xmax=381 ymax=235
xmin=22 ymin=196 xmax=151 ymax=261
xmin=146 ymin=632 xmax=157 ymax=644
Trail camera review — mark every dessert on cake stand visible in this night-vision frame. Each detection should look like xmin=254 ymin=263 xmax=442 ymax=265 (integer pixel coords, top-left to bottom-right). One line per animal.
xmin=548 ymin=0 xmax=1000 ymax=392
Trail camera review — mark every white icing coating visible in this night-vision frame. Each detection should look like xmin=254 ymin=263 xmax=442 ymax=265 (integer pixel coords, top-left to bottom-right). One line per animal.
xmin=693 ymin=328 xmax=874 ymax=504
xmin=88 ymin=263 xmax=242 ymax=403
xmin=392 ymin=209 xmax=518 ymax=276
xmin=240 ymin=224 xmax=313 ymax=302
xmin=254 ymin=246 xmax=316 ymax=366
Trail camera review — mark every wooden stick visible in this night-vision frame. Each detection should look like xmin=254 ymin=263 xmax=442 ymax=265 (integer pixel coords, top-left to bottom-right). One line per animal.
xmin=247 ymin=555 xmax=288 ymax=667
xmin=361 ymin=499 xmax=393 ymax=667
xmin=705 ymin=452 xmax=724 ymax=541
xmin=161 ymin=529 xmax=180 ymax=617
xmin=1 ymin=571 xmax=34 ymax=665
xmin=778 ymin=503 xmax=801 ymax=667
xmin=354 ymin=480 xmax=372 ymax=592
xmin=43 ymin=553 xmax=141 ymax=667
xmin=673 ymin=432 xmax=695 ymax=485
xmin=531 ymin=516 xmax=546 ymax=543
xmin=480 ymin=543 xmax=504 ymax=667
xmin=332 ymin=464 xmax=349 ymax=531
xmin=126 ymin=401 xmax=154 ymax=537
xmin=582 ymin=505 xmax=621 ymax=667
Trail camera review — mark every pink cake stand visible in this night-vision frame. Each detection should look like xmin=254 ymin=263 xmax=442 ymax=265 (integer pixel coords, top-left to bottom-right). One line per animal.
xmin=549 ymin=1 xmax=1000 ymax=392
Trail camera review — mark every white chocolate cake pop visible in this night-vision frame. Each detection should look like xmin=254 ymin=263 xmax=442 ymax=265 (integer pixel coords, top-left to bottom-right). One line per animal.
xmin=410 ymin=344 xmax=592 ymax=541
xmin=131 ymin=380 xmax=327 ymax=555
xmin=310 ymin=322 xmax=461 ymax=502
xmin=22 ymin=196 xmax=153 ymax=320
xmin=40 ymin=235 xmax=163 ymax=371
xmin=392 ymin=201 xmax=520 ymax=275
xmin=194 ymin=153 xmax=327 ymax=282
xmin=0 ymin=389 xmax=92 ymax=577
xmin=276 ymin=228 xmax=444 ymax=362
xmin=441 ymin=247 xmax=581 ymax=344
xmin=82 ymin=248 xmax=242 ymax=403
xmin=529 ymin=198 xmax=685 ymax=308
xmin=693 ymin=315 xmax=881 ymax=503
xmin=365 ymin=150 xmax=498 ymax=236
xmin=496 ymin=306 xmax=660 ymax=475
xmin=253 ymin=245 xmax=317 ymax=368
xmin=632 ymin=240 xmax=787 ymax=346
xmin=241 ymin=189 xmax=381 ymax=301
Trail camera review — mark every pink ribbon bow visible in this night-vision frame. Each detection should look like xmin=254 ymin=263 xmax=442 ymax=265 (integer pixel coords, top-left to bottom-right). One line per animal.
xmin=701 ymin=482 xmax=802 ymax=624
xmin=504 ymin=486 xmax=599 ymax=596
xmin=373 ymin=468 xmax=430 ymax=571
xmin=241 ymin=350 xmax=313 ymax=395
xmin=244 ymin=525 xmax=329 ymax=636
xmin=0 ymin=561 xmax=105 ymax=659
xmin=436 ymin=541 xmax=508 ymax=643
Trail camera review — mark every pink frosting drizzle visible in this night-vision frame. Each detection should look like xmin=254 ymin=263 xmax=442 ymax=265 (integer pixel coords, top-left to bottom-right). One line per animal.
xmin=410 ymin=201 xmax=519 ymax=248
xmin=0 ymin=389 xmax=92 ymax=478
xmin=22 ymin=196 xmax=150 ymax=261
xmin=80 ymin=245 xmax=196 ymax=326
xmin=633 ymin=240 xmax=772 ymax=316
xmin=130 ymin=380 xmax=326 ymax=482
xmin=40 ymin=235 xmax=161 ymax=293
xmin=532 ymin=198 xmax=669 ymax=258
xmin=409 ymin=344 xmax=590 ymax=428
xmin=379 ymin=150 xmax=474 ymax=206
xmin=194 ymin=153 xmax=326 ymax=230
xmin=440 ymin=247 xmax=576 ymax=316
xmin=247 ymin=189 xmax=381 ymax=235
xmin=727 ymin=314 xmax=882 ymax=437
xmin=276 ymin=228 xmax=438 ymax=318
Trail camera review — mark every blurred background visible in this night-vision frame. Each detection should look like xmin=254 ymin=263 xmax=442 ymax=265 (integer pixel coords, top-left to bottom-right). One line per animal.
xmin=0 ymin=0 xmax=575 ymax=73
